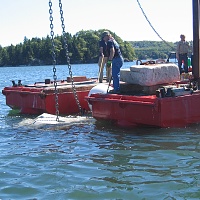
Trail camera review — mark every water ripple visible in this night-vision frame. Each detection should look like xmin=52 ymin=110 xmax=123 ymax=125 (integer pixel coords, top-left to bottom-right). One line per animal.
xmin=0 ymin=65 xmax=200 ymax=199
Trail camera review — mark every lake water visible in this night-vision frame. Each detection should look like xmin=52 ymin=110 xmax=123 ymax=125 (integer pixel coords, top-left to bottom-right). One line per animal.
xmin=0 ymin=62 xmax=200 ymax=199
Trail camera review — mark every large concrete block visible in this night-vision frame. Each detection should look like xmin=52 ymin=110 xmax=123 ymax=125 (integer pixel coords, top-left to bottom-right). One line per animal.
xmin=120 ymin=63 xmax=180 ymax=86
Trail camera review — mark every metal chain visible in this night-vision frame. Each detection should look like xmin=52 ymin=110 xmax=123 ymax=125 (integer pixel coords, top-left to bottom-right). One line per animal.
xmin=136 ymin=0 xmax=175 ymax=51
xmin=58 ymin=0 xmax=82 ymax=114
xmin=49 ymin=0 xmax=59 ymax=121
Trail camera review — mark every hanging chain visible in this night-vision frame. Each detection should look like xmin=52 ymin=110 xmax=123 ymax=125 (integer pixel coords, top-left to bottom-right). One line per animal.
xmin=136 ymin=0 xmax=175 ymax=51
xmin=58 ymin=0 xmax=82 ymax=114
xmin=49 ymin=0 xmax=59 ymax=121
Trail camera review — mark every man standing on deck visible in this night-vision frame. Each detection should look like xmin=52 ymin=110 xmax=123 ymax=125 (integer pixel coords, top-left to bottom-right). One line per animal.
xmin=98 ymin=31 xmax=112 ymax=83
xmin=176 ymin=34 xmax=191 ymax=74
xmin=107 ymin=34 xmax=124 ymax=93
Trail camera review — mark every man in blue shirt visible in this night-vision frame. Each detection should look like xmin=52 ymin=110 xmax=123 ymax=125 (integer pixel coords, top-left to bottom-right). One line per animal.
xmin=107 ymin=35 xmax=124 ymax=93
xmin=98 ymin=31 xmax=111 ymax=83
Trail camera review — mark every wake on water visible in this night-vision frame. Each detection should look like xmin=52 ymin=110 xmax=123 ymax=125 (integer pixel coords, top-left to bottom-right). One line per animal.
xmin=17 ymin=113 xmax=95 ymax=130
xmin=13 ymin=83 xmax=110 ymax=130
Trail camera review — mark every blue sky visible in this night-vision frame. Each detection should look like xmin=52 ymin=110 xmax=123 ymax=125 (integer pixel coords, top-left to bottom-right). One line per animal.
xmin=0 ymin=0 xmax=193 ymax=47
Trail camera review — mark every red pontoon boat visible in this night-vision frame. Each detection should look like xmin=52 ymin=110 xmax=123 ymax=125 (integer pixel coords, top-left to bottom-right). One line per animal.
xmin=2 ymin=76 xmax=97 ymax=115
xmin=86 ymin=86 xmax=200 ymax=128
xmin=86 ymin=0 xmax=200 ymax=128
xmin=86 ymin=63 xmax=200 ymax=128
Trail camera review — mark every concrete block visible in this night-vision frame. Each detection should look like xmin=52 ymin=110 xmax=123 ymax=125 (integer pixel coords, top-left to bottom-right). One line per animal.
xmin=120 ymin=63 xmax=180 ymax=86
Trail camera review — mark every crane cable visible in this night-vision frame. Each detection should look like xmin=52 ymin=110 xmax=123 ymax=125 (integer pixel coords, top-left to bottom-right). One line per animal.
xmin=136 ymin=0 xmax=175 ymax=50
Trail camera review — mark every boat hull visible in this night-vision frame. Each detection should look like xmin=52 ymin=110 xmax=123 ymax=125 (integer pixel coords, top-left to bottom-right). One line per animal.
xmin=86 ymin=92 xmax=200 ymax=128
xmin=2 ymin=78 xmax=97 ymax=115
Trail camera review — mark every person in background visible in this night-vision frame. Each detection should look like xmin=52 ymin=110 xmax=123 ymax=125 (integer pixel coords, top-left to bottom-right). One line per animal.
xmin=176 ymin=34 xmax=191 ymax=74
xmin=107 ymin=34 xmax=124 ymax=93
xmin=98 ymin=31 xmax=111 ymax=83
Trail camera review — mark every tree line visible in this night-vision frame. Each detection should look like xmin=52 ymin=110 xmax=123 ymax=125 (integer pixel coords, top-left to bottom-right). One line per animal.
xmin=0 ymin=29 xmax=135 ymax=67
xmin=131 ymin=41 xmax=176 ymax=60
xmin=131 ymin=40 xmax=193 ymax=60
xmin=0 ymin=29 xmax=187 ymax=67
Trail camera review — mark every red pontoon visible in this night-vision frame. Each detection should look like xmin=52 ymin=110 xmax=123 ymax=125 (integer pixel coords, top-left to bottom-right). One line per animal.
xmin=87 ymin=89 xmax=200 ymax=128
xmin=86 ymin=0 xmax=200 ymax=128
xmin=2 ymin=76 xmax=97 ymax=115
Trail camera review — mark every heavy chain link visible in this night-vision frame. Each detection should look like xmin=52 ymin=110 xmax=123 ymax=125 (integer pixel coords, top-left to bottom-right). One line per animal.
xmin=58 ymin=0 xmax=82 ymax=114
xmin=49 ymin=0 xmax=59 ymax=121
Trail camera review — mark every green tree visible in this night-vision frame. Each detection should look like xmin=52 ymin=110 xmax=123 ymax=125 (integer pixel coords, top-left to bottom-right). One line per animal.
xmin=0 ymin=48 xmax=9 ymax=66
